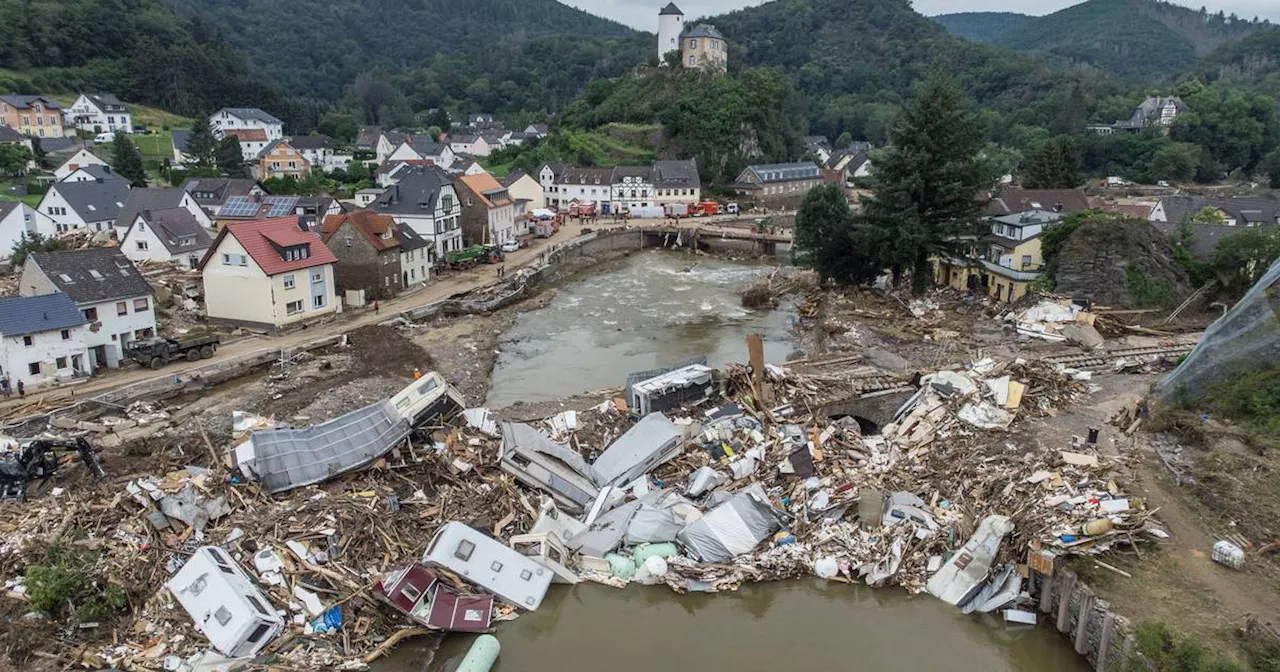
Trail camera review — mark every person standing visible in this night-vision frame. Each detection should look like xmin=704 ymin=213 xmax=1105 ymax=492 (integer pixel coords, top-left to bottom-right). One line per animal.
xmin=17 ymin=380 xmax=24 ymax=397
xmin=374 ymin=300 xmax=380 ymax=315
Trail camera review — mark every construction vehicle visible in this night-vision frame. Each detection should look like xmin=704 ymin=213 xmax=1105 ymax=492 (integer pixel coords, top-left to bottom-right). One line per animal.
xmin=444 ymin=244 xmax=499 ymax=269
xmin=0 ymin=436 xmax=107 ymax=502
xmin=126 ymin=335 xmax=220 ymax=370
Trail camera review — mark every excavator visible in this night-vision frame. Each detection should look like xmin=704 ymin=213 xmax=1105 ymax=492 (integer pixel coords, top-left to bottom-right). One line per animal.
xmin=0 ymin=436 xmax=106 ymax=502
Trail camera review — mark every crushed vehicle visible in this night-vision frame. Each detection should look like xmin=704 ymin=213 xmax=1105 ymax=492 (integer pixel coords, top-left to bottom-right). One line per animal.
xmin=0 ymin=435 xmax=106 ymax=501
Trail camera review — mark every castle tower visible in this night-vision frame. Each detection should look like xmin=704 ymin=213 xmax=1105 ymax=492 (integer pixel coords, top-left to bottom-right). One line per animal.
xmin=658 ymin=3 xmax=684 ymax=65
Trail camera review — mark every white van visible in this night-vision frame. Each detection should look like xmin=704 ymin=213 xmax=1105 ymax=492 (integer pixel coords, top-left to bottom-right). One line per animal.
xmin=94 ymin=132 xmax=116 ymax=144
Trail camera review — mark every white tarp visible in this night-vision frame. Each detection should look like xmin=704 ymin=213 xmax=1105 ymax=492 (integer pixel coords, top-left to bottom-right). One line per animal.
xmin=677 ymin=483 xmax=784 ymax=562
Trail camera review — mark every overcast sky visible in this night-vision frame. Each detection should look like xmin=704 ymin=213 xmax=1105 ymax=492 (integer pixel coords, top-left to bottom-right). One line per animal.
xmin=571 ymin=0 xmax=1280 ymax=31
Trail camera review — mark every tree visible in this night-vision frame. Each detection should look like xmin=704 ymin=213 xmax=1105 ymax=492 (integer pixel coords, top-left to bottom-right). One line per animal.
xmin=1210 ymin=229 xmax=1280 ymax=297
xmin=0 ymin=143 xmax=33 ymax=176
xmin=1264 ymin=148 xmax=1280 ymax=189
xmin=215 ymin=136 xmax=247 ymax=177
xmin=186 ymin=120 xmax=218 ymax=168
xmin=794 ymin=185 xmax=854 ymax=281
xmin=111 ymin=135 xmax=147 ymax=187
xmin=1023 ymin=135 xmax=1081 ymax=188
xmin=426 ymin=107 xmax=451 ymax=131
xmin=852 ymin=72 xmax=996 ymax=292
xmin=317 ymin=112 xmax=359 ymax=143
xmin=10 ymin=232 xmax=65 ymax=266
xmin=835 ymin=131 xmax=852 ymax=148
xmin=1148 ymin=142 xmax=1200 ymax=182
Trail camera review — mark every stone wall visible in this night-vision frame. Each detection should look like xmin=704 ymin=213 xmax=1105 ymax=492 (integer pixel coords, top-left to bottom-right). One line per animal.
xmin=1031 ymin=567 xmax=1137 ymax=672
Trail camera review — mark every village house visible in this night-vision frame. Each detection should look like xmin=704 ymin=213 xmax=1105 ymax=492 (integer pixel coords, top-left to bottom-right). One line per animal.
xmin=288 ymin=134 xmax=348 ymax=171
xmin=523 ymin=124 xmax=550 ymax=139
xmin=37 ymin=177 xmax=131 ymax=233
xmin=372 ymin=165 xmax=463 ymax=264
xmin=1149 ymin=195 xmax=1280 ymax=260
xmin=804 ymin=136 xmax=832 ymax=164
xmin=610 ymin=166 xmax=655 ymax=213
xmin=396 ymin=223 xmax=432 ymax=287
xmin=1087 ymin=96 xmax=1186 ymax=134
xmin=224 ymin=129 xmax=271 ymax=162
xmin=826 ymin=147 xmax=873 ymax=186
xmin=116 ymin=187 xmax=214 ymax=238
xmin=20 ymin=248 xmax=156 ymax=371
xmin=0 ymin=125 xmax=36 ymax=171
xmin=682 ymin=24 xmax=728 ymax=73
xmin=652 ymin=160 xmax=701 ymax=207
xmin=983 ymin=188 xmax=1091 ymax=218
xmin=210 ymin=108 xmax=284 ymax=142
xmin=355 ymin=127 xmax=398 ymax=163
xmin=60 ymin=165 xmax=122 ymax=184
xmin=0 ymin=95 xmax=66 ymax=138
xmin=319 ymin=210 xmax=402 ymax=300
xmin=0 ymin=202 xmax=56 ymax=262
xmin=456 ymin=173 xmax=517 ymax=246
xmin=294 ymin=196 xmax=343 ymax=231
xmin=53 ymin=148 xmax=110 ymax=181
xmin=0 ymin=293 xmax=90 ymax=393
xmin=538 ymin=164 xmax=613 ymax=212
xmin=376 ymin=159 xmax=433 ymax=188
xmin=200 ymin=217 xmax=339 ymax=331
xmin=501 ymin=170 xmax=545 ymax=212
xmin=732 ymin=162 xmax=822 ymax=204
xmin=213 ymin=194 xmax=301 ymax=229
xmin=171 ymin=129 xmax=195 ymax=166
xmin=355 ymin=188 xmax=385 ymax=208
xmin=119 ymin=208 xmax=213 ymax=269
xmin=936 ymin=209 xmax=1062 ymax=303
xmin=181 ymin=178 xmax=266 ymax=217
xmin=66 ymin=94 xmax=132 ymax=135
xmin=448 ymin=157 xmax=488 ymax=177
xmin=256 ymin=139 xmax=311 ymax=180
xmin=386 ymin=136 xmax=456 ymax=169
xmin=447 ymin=133 xmax=493 ymax=158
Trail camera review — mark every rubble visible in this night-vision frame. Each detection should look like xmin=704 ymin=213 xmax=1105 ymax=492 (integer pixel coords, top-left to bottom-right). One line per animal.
xmin=0 ymin=350 xmax=1164 ymax=670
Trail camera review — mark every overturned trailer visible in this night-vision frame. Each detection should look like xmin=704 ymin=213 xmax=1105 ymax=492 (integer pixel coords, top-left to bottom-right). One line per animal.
xmin=235 ymin=373 xmax=465 ymax=494
xmin=374 ymin=564 xmax=495 ymax=632
xmin=626 ymin=359 xmax=715 ymax=416
xmin=498 ymin=421 xmax=600 ymax=513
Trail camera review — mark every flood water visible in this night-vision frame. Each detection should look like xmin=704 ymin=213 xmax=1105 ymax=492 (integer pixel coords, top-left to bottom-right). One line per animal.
xmin=384 ymin=250 xmax=1089 ymax=672
xmin=485 ymin=249 xmax=798 ymax=407
xmin=378 ymin=582 xmax=1087 ymax=672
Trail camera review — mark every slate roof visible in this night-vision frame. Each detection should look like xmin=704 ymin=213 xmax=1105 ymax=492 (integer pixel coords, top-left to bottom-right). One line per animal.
xmin=394 ymin=222 xmax=431 ymax=252
xmin=652 ymin=160 xmax=700 ymax=189
xmin=29 ymin=248 xmax=153 ymax=304
xmin=500 ymin=170 xmax=529 ymax=187
xmin=660 ymin=2 xmax=684 ymax=15
xmin=255 ymin=138 xmax=302 ymax=160
xmin=292 ymin=135 xmax=332 ymax=151
xmin=744 ymin=162 xmax=821 ymax=183
xmin=804 ymin=135 xmax=830 ymax=149
xmin=0 ymin=201 xmax=18 ymax=220
xmin=36 ymin=138 xmax=77 ymax=154
xmin=0 ymin=125 xmax=26 ymax=142
xmin=686 ymin=24 xmax=724 ymax=40
xmin=612 ymin=166 xmax=653 ymax=182
xmin=84 ymin=93 xmax=127 ymax=112
xmin=116 ymin=188 xmax=191 ymax=231
xmin=0 ymin=95 xmax=61 ymax=110
xmin=217 ymin=107 xmax=282 ymax=125
xmin=204 ymin=217 xmax=337 ymax=276
xmin=355 ymin=127 xmax=383 ymax=150
xmin=171 ymin=129 xmax=193 ymax=154
xmin=984 ymin=188 xmax=1091 ymax=216
xmin=129 ymin=208 xmax=212 ymax=254
xmin=0 ymin=293 xmax=87 ymax=337
xmin=65 ymin=165 xmax=122 ymax=182
xmin=404 ymin=135 xmax=448 ymax=157
xmin=320 ymin=211 xmax=401 ymax=252
xmin=450 ymin=133 xmax=480 ymax=144
xmin=49 ymin=178 xmax=131 ymax=223
xmin=182 ymin=178 xmax=262 ymax=206
xmin=372 ymin=166 xmax=454 ymax=216
xmin=1156 ymin=195 xmax=1280 ymax=226
xmin=554 ymin=166 xmax=613 ymax=185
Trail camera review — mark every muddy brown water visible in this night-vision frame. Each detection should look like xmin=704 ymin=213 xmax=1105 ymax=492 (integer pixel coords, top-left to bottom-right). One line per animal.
xmin=379 ymin=251 xmax=1088 ymax=672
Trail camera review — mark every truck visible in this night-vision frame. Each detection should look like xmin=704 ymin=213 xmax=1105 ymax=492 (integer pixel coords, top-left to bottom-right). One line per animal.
xmin=664 ymin=203 xmax=689 ymax=219
xmin=692 ymin=202 xmax=720 ymax=217
xmin=568 ymin=202 xmax=597 ymax=218
xmin=444 ymin=244 xmax=499 ymax=269
xmin=126 ymin=335 xmax=220 ymax=370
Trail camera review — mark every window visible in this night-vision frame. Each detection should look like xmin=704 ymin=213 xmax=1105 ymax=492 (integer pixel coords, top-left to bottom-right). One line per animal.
xmin=344 ymin=235 xmax=353 ymax=247
xmin=520 ymin=569 xmax=533 ymax=581
xmin=117 ymin=301 xmax=128 ymax=316
xmin=401 ymin=584 xmax=423 ymax=602
xmin=246 ymin=595 xmax=272 ymax=618
xmin=22 ymin=335 xmax=33 ymax=347
xmin=60 ymin=329 xmax=70 ymax=340
xmin=246 ymin=623 xmax=271 ymax=644
xmin=213 ymin=606 xmax=233 ymax=626
xmin=283 ymin=274 xmax=295 ymax=290
xmin=490 ymin=561 xmax=504 ymax=573
xmin=136 ymin=240 xmax=148 ymax=251
xmin=28 ymin=362 xmax=40 ymax=375
xmin=690 ymin=39 xmax=697 ymax=49
xmin=1021 ymin=255 xmax=1033 ymax=269
xmin=454 ymin=539 xmax=476 ymax=561
xmin=133 ymin=297 xmax=149 ymax=312
xmin=311 ymin=270 xmax=323 ymax=283
xmin=55 ymin=357 xmax=67 ymax=370
xmin=83 ymin=307 xmax=97 ymax=321
xmin=312 ymin=294 xmax=325 ymax=309
xmin=285 ymin=300 xmax=304 ymax=315
xmin=89 ymin=269 xmax=102 ymax=279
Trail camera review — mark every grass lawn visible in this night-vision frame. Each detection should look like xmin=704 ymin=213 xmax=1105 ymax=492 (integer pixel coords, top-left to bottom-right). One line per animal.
xmin=133 ymin=130 xmax=174 ymax=159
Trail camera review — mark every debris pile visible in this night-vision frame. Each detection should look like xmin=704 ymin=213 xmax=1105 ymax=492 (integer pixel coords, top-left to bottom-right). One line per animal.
xmin=0 ymin=355 xmax=1165 ymax=670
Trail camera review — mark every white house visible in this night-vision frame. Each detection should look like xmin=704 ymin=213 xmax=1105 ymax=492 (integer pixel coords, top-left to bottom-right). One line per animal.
xmin=0 ymin=201 xmax=57 ymax=260
xmin=200 ymin=217 xmax=339 ymax=332
xmin=38 ymin=177 xmax=131 ymax=233
xmin=286 ymin=135 xmax=335 ymax=171
xmin=523 ymin=124 xmax=550 ymax=138
xmin=372 ymin=166 xmax=463 ymax=264
xmin=171 ymin=129 xmax=195 ymax=166
xmin=0 ymin=292 xmax=91 ymax=393
xmin=356 ymin=128 xmax=398 ymax=164
xmin=538 ymin=164 xmax=613 ymax=211
xmin=355 ymin=188 xmax=385 ymax=208
xmin=116 ymin=187 xmax=214 ymax=238
xmin=651 ymin=159 xmax=701 ymax=207
xmin=386 ymin=136 xmax=455 ymax=169
xmin=457 ymin=173 xmax=517 ymax=246
xmin=66 ymin=94 xmax=132 ymax=135
xmin=610 ymin=166 xmax=655 ymax=213
xmin=20 ymin=248 xmax=156 ymax=371
xmin=53 ymin=148 xmax=110 ymax=181
xmin=448 ymin=133 xmax=493 ymax=158
xmin=0 ymin=125 xmax=36 ymax=171
xmin=395 ymin=223 xmax=432 ymax=286
xmin=210 ymin=108 xmax=283 ymax=142
xmin=224 ymin=129 xmax=271 ymax=162
xmin=119 ymin=208 xmax=213 ymax=268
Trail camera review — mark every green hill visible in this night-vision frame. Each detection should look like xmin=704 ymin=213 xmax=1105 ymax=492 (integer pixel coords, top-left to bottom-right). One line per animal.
xmin=932 ymin=12 xmax=1034 ymax=44
xmin=937 ymin=0 xmax=1269 ymax=82
xmin=1195 ymin=27 xmax=1280 ymax=96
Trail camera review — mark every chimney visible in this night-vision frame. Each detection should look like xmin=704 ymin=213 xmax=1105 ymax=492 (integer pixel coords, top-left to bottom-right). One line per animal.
xmin=142 ymin=209 xmax=151 ymax=220
xmin=95 ymin=177 xmax=103 ymax=184
xmin=102 ymin=165 xmax=112 ymax=173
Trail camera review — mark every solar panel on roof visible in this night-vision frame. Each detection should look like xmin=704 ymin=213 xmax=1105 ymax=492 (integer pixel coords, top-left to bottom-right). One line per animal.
xmin=265 ymin=196 xmax=296 ymax=217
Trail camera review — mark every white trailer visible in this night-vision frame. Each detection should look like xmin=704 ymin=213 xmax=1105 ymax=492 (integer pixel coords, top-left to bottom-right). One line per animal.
xmin=166 ymin=546 xmax=284 ymax=658
xmin=422 ymin=522 xmax=554 ymax=611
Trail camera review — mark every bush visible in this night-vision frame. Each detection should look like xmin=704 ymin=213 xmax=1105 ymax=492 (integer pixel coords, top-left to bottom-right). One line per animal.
xmin=1130 ymin=621 xmax=1246 ymax=672
xmin=26 ymin=543 xmax=126 ymax=623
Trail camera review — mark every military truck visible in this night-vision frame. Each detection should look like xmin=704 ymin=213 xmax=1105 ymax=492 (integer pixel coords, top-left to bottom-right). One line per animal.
xmin=125 ymin=335 xmax=220 ymax=370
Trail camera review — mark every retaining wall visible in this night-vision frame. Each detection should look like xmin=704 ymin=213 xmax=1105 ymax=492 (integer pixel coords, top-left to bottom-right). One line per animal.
xmin=1031 ymin=567 xmax=1136 ymax=672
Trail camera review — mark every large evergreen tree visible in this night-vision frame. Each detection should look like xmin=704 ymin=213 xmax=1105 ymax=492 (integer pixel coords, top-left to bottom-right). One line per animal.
xmin=111 ymin=135 xmax=148 ymax=187
xmin=794 ymin=185 xmax=854 ymax=282
xmin=851 ymin=73 xmax=996 ymax=293
xmin=215 ymin=137 xmax=247 ymax=177
xmin=1024 ymin=135 xmax=1082 ymax=189
xmin=186 ymin=120 xmax=218 ymax=168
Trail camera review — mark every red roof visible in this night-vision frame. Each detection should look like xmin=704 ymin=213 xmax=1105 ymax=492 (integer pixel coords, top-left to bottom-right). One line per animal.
xmin=225 ymin=129 xmax=268 ymax=142
xmin=202 ymin=217 xmax=337 ymax=276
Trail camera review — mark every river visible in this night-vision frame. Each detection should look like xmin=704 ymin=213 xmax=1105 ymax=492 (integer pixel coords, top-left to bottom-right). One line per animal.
xmin=382 ymin=250 xmax=1087 ymax=672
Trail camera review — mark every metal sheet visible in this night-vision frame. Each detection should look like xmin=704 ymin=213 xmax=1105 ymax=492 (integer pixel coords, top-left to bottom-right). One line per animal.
xmin=592 ymin=413 xmax=682 ymax=487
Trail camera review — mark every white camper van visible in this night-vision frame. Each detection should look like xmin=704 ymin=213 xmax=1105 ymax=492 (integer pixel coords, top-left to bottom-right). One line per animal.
xmin=422 ymin=522 xmax=553 ymax=611
xmin=166 ymin=546 xmax=284 ymax=657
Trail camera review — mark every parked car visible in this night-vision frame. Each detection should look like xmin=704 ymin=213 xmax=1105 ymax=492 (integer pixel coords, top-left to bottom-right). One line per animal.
xmin=132 ymin=125 xmax=151 ymax=135
xmin=500 ymin=240 xmax=519 ymax=253
xmin=94 ymin=132 xmax=116 ymax=144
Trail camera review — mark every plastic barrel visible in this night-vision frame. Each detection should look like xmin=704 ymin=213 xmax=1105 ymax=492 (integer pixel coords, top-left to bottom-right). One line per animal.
xmin=457 ymin=634 xmax=501 ymax=672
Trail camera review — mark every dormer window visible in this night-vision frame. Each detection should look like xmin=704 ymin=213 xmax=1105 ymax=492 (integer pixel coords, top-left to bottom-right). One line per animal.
xmin=282 ymin=245 xmax=311 ymax=262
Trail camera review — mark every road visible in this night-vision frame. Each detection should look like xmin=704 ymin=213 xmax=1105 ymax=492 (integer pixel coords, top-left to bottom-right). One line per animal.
xmin=1 ymin=216 xmax=790 ymax=418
